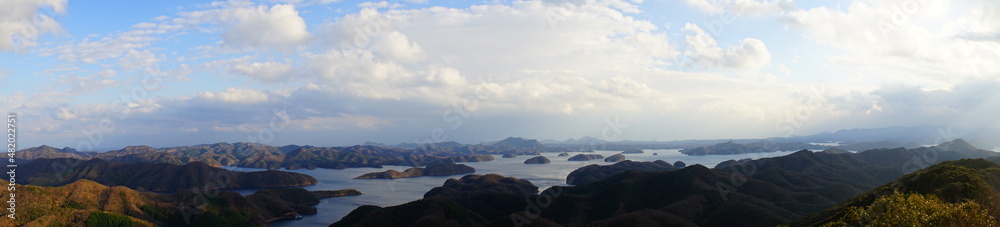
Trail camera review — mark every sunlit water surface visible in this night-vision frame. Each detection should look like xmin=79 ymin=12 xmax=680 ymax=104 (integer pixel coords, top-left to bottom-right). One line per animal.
xmin=222 ymin=149 xmax=802 ymax=227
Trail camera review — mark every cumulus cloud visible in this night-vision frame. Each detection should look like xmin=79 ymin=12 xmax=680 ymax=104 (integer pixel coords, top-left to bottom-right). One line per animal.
xmin=318 ymin=1 xmax=674 ymax=78
xmin=683 ymin=0 xmax=796 ymax=16
xmin=682 ymin=23 xmax=772 ymax=70
xmin=40 ymin=21 xmax=178 ymax=63
xmin=197 ymin=87 xmax=270 ymax=104
xmin=232 ymin=61 xmax=293 ymax=83
xmin=0 ymin=0 xmax=66 ymax=52
xmin=781 ymin=0 xmax=1000 ymax=87
xmin=179 ymin=3 xmax=311 ymax=50
xmin=18 ymin=0 xmax=1000 ymax=149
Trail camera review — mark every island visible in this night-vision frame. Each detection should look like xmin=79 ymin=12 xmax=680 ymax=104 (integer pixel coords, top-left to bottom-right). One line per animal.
xmin=568 ymin=154 xmax=605 ymax=161
xmin=355 ymin=163 xmax=476 ymax=179
xmin=523 ymin=156 xmax=551 ymax=164
xmin=604 ymin=153 xmax=626 ymax=162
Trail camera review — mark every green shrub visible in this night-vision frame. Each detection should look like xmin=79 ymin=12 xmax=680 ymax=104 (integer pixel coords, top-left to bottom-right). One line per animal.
xmin=85 ymin=212 xmax=134 ymax=227
xmin=822 ymin=193 xmax=996 ymax=227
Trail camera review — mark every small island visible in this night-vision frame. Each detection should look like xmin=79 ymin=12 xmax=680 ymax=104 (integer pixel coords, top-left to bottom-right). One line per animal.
xmin=312 ymin=189 xmax=363 ymax=198
xmin=355 ymin=163 xmax=476 ymax=179
xmin=502 ymin=153 xmax=517 ymax=158
xmin=557 ymin=153 xmax=570 ymax=157
xmin=604 ymin=153 xmax=626 ymax=162
xmin=568 ymin=154 xmax=605 ymax=161
xmin=523 ymin=156 xmax=551 ymax=164
xmin=680 ymin=141 xmax=770 ymax=155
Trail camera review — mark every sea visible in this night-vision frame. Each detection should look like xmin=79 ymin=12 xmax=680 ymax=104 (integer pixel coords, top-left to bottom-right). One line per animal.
xmin=222 ymin=149 xmax=802 ymax=227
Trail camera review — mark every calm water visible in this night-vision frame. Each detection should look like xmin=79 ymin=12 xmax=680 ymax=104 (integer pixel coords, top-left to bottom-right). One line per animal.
xmin=222 ymin=149 xmax=801 ymax=227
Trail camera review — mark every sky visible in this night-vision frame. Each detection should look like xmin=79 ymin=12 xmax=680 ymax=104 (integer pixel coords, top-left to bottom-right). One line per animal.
xmin=2 ymin=0 xmax=999 ymax=151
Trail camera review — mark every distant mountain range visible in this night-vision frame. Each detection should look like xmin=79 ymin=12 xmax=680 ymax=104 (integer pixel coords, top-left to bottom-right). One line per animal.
xmin=542 ymin=126 xmax=1000 ymax=152
xmin=16 ymin=137 xmax=574 ymax=171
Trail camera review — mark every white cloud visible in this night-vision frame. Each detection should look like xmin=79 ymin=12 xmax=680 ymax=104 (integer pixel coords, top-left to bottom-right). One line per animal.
xmin=0 ymin=0 xmax=66 ymax=52
xmin=55 ymin=107 xmax=75 ymax=120
xmin=21 ymin=0 xmax=1000 ymax=148
xmin=371 ymin=31 xmax=425 ymax=63
xmin=40 ymin=22 xmax=177 ymax=63
xmin=180 ymin=3 xmax=311 ymax=50
xmin=683 ymin=0 xmax=796 ymax=16
xmin=682 ymin=23 xmax=772 ymax=70
xmin=782 ymin=0 xmax=1000 ymax=87
xmin=197 ymin=87 xmax=270 ymax=104
xmin=211 ymin=126 xmax=234 ymax=132
xmin=232 ymin=61 xmax=293 ymax=83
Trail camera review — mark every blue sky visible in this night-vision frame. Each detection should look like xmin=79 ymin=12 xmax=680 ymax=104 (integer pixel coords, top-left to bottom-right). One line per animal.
xmin=2 ymin=0 xmax=999 ymax=151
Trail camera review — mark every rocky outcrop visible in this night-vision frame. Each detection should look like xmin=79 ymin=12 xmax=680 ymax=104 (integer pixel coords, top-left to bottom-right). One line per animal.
xmin=502 ymin=153 xmax=517 ymax=158
xmin=523 ymin=156 xmax=551 ymax=164
xmin=673 ymin=161 xmax=686 ymax=168
xmin=558 ymin=152 xmax=570 ymax=157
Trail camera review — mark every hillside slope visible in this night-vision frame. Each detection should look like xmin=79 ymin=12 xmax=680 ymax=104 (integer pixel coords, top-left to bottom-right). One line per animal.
xmin=20 ymin=158 xmax=317 ymax=191
xmin=0 ymin=179 xmax=360 ymax=227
